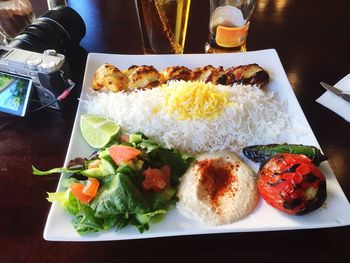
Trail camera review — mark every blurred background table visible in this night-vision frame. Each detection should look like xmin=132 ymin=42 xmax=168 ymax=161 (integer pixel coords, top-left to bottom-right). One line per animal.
xmin=1 ymin=0 xmax=349 ymax=262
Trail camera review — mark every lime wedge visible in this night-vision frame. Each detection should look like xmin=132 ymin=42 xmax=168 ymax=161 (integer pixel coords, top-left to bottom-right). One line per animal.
xmin=80 ymin=115 xmax=120 ymax=148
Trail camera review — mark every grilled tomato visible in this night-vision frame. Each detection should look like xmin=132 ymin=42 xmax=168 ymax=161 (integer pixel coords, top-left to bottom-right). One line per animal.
xmin=258 ymin=153 xmax=326 ymax=215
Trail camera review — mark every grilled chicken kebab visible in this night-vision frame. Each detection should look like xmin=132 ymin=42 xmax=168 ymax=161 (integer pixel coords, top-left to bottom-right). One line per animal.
xmin=92 ymin=63 xmax=269 ymax=92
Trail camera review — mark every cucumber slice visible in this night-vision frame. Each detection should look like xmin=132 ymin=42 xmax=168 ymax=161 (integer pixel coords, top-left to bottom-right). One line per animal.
xmin=129 ymin=134 xmax=143 ymax=143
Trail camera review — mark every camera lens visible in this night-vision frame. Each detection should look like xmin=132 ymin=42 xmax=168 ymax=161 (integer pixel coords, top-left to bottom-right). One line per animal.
xmin=8 ymin=6 xmax=86 ymax=54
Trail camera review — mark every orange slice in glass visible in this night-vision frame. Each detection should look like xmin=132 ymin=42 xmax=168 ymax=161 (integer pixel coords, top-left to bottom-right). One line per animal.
xmin=216 ymin=24 xmax=249 ymax=48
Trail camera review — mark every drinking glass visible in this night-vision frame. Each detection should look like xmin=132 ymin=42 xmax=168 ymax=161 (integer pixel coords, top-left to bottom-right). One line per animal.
xmin=47 ymin=0 xmax=67 ymax=10
xmin=205 ymin=0 xmax=256 ymax=53
xmin=0 ymin=0 xmax=35 ymax=44
xmin=135 ymin=0 xmax=191 ymax=54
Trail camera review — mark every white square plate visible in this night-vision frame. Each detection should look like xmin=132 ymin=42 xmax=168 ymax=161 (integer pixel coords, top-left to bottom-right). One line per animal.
xmin=44 ymin=49 xmax=350 ymax=241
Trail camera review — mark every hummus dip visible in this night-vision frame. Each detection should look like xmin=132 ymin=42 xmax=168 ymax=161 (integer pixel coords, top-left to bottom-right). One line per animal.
xmin=177 ymin=151 xmax=258 ymax=225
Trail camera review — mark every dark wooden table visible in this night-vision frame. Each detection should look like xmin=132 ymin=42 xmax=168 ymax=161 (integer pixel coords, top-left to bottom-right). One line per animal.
xmin=1 ymin=0 xmax=349 ymax=262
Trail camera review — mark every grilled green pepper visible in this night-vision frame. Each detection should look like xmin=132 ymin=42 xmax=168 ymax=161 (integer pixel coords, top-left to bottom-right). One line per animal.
xmin=242 ymin=144 xmax=328 ymax=165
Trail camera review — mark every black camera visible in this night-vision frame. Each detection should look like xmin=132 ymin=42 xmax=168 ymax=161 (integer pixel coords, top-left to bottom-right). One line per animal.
xmin=0 ymin=6 xmax=86 ymax=117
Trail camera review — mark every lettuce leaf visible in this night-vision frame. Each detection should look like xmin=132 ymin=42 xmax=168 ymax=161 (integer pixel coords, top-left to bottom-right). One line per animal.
xmin=90 ymin=171 xmax=179 ymax=233
xmin=133 ymin=134 xmax=194 ymax=185
xmin=32 ymin=166 xmax=84 ymax=176
xmin=92 ymin=173 xmax=150 ymax=219
xmin=47 ymin=190 xmax=80 ymax=215
xmin=47 ymin=190 xmax=117 ymax=234
xmin=147 ymin=148 xmax=194 ymax=185
xmin=71 ymin=205 xmax=116 ymax=234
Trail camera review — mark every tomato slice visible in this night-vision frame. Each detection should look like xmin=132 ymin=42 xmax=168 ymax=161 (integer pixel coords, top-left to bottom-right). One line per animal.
xmin=160 ymin=165 xmax=171 ymax=186
xmin=109 ymin=145 xmax=141 ymax=166
xmin=70 ymin=178 xmax=100 ymax=204
xmin=70 ymin=183 xmax=94 ymax=204
xmin=82 ymin=178 xmax=100 ymax=197
xmin=142 ymin=166 xmax=171 ymax=192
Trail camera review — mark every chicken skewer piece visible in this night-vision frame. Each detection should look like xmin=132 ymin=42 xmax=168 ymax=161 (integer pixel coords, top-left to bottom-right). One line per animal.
xmin=92 ymin=63 xmax=269 ymax=92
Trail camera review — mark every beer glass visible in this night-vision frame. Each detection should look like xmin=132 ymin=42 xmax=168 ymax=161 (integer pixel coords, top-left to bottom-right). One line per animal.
xmin=135 ymin=0 xmax=191 ymax=54
xmin=205 ymin=0 xmax=256 ymax=53
xmin=0 ymin=0 xmax=35 ymax=44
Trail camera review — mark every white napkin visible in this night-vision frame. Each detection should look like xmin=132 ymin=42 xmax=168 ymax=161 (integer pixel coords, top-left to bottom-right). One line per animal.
xmin=316 ymin=74 xmax=350 ymax=122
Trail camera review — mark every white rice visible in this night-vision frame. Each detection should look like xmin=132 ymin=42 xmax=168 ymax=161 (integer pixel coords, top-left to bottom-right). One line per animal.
xmin=83 ymin=82 xmax=291 ymax=153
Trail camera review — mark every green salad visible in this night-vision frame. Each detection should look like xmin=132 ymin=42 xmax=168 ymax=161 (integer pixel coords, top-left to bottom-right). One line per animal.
xmin=33 ymin=115 xmax=193 ymax=235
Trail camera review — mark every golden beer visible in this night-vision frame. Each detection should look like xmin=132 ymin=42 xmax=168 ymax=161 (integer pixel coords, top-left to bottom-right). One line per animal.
xmin=135 ymin=0 xmax=191 ymax=54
